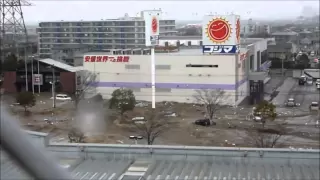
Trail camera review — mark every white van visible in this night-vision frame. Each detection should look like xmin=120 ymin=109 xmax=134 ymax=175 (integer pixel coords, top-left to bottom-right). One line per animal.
xmin=131 ymin=117 xmax=146 ymax=124
xmin=310 ymin=102 xmax=319 ymax=111
xmin=51 ymin=94 xmax=72 ymax=101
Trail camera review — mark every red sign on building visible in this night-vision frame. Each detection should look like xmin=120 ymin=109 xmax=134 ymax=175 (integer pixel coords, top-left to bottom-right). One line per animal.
xmin=240 ymin=52 xmax=248 ymax=61
xmin=84 ymin=55 xmax=130 ymax=63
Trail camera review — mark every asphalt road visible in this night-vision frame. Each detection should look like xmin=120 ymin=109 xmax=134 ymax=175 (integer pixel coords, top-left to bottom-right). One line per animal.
xmin=271 ymin=77 xmax=297 ymax=106
xmin=291 ymin=83 xmax=319 ymax=110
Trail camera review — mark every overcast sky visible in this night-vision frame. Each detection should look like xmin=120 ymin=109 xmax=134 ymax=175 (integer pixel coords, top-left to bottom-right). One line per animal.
xmin=22 ymin=1 xmax=319 ymax=24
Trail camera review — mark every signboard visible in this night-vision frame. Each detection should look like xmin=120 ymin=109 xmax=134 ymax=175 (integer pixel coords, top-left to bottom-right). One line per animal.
xmin=240 ymin=51 xmax=248 ymax=61
xmin=202 ymin=15 xmax=240 ymax=46
xmin=84 ymin=55 xmax=130 ymax=63
xmin=144 ymin=10 xmax=161 ymax=46
xmin=203 ymin=45 xmax=239 ymax=54
xmin=33 ymin=74 xmax=43 ymax=85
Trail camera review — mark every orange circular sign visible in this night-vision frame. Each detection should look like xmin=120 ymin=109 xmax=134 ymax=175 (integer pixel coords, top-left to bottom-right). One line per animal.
xmin=151 ymin=16 xmax=158 ymax=34
xmin=236 ymin=18 xmax=240 ymax=43
xmin=206 ymin=18 xmax=231 ymax=43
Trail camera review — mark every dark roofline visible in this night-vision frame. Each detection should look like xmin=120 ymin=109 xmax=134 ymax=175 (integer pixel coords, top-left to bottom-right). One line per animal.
xmin=160 ymin=36 xmax=201 ymax=40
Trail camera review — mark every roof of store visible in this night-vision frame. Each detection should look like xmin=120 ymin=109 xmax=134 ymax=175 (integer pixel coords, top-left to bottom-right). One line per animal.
xmin=271 ymin=31 xmax=298 ymax=36
xmin=1 ymin=130 xmax=319 ymax=180
xmin=39 ymin=58 xmax=80 ymax=72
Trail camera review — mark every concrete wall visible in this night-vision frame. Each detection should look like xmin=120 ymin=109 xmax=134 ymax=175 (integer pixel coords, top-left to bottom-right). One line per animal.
xmin=25 ymin=130 xmax=49 ymax=148
xmin=84 ymin=54 xmax=238 ymax=104
xmin=252 ymin=39 xmax=268 ymax=71
xmin=2 ymin=72 xmax=17 ymax=93
xmin=293 ymin=70 xmax=303 ymax=78
xmin=47 ymin=143 xmax=320 ymax=162
xmin=25 ymin=130 xmax=320 ymax=162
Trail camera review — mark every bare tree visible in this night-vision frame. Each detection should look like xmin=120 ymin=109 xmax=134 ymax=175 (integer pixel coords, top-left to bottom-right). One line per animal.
xmin=193 ymin=89 xmax=225 ymax=122
xmin=74 ymin=71 xmax=97 ymax=108
xmin=134 ymin=109 xmax=176 ymax=145
xmin=68 ymin=128 xmax=85 ymax=143
xmin=244 ymin=126 xmax=288 ymax=148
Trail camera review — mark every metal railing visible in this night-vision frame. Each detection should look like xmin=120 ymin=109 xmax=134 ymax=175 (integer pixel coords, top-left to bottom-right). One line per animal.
xmin=0 ymin=106 xmax=72 ymax=180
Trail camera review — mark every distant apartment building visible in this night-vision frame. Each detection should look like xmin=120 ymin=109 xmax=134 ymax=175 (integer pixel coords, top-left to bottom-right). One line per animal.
xmin=267 ymin=42 xmax=297 ymax=61
xmin=270 ymin=31 xmax=299 ymax=44
xmin=240 ymin=19 xmax=270 ymax=37
xmin=38 ymin=11 xmax=177 ymax=58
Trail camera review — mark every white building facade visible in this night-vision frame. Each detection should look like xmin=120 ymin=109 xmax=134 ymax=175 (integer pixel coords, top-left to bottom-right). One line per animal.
xmin=83 ymin=50 xmax=251 ymax=105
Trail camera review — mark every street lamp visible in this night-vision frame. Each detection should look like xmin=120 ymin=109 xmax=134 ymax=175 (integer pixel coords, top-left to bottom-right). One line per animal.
xmin=49 ymin=81 xmax=56 ymax=108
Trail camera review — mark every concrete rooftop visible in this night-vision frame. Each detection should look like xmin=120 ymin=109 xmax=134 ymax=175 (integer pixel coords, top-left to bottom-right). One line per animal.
xmin=1 ymin=131 xmax=319 ymax=180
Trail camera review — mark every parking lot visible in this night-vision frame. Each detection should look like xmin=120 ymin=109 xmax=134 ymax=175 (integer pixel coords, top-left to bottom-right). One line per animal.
xmin=3 ymin=76 xmax=319 ymax=148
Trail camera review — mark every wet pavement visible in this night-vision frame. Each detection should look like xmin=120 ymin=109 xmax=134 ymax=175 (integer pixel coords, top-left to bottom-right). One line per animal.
xmin=271 ymin=77 xmax=297 ymax=106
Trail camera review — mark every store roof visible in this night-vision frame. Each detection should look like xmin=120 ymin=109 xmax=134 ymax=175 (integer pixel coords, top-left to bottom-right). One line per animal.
xmin=271 ymin=31 xmax=298 ymax=36
xmin=39 ymin=58 xmax=79 ymax=72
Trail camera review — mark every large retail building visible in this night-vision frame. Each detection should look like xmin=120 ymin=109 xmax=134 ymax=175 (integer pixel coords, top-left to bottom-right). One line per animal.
xmin=82 ymin=38 xmax=272 ymax=105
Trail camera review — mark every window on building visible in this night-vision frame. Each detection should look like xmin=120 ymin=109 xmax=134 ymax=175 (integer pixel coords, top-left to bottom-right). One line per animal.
xmin=186 ymin=64 xmax=218 ymax=68
xmin=261 ymin=50 xmax=267 ymax=64
xmin=250 ymin=55 xmax=254 ymax=71
xmin=125 ymin=64 xmax=140 ymax=70
xmin=257 ymin=51 xmax=261 ymax=68
xmin=155 ymin=65 xmax=171 ymax=70
xmin=155 ymin=88 xmax=171 ymax=92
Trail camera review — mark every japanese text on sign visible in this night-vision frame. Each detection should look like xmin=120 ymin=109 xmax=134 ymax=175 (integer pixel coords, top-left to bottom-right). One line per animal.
xmin=84 ymin=55 xmax=130 ymax=63
xmin=202 ymin=45 xmax=239 ymax=54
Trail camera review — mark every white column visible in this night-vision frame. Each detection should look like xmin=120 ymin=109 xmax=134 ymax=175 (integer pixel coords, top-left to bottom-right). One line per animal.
xmin=151 ymin=48 xmax=156 ymax=109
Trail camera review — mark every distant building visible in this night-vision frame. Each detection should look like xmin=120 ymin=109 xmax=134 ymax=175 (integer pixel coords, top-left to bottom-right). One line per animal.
xmin=38 ymin=10 xmax=177 ymax=59
xmin=271 ymin=31 xmax=299 ymax=44
xmin=267 ymin=42 xmax=297 ymax=60
xmin=51 ymin=44 xmax=90 ymax=66
xmin=79 ymin=38 xmax=270 ymax=105
xmin=241 ymin=19 xmax=270 ymax=37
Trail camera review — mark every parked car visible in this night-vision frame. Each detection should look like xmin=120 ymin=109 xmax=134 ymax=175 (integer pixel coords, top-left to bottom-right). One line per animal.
xmin=309 ymin=102 xmax=319 ymax=111
xmin=284 ymin=98 xmax=300 ymax=107
xmin=163 ymin=111 xmax=177 ymax=117
xmin=306 ymin=78 xmax=313 ymax=85
xmin=194 ymin=119 xmax=215 ymax=126
xmin=317 ymin=84 xmax=320 ymax=90
xmin=316 ymin=79 xmax=320 ymax=86
xmin=298 ymin=76 xmax=306 ymax=85
xmin=135 ymin=102 xmax=148 ymax=107
xmin=51 ymin=94 xmax=72 ymax=101
xmin=131 ymin=117 xmax=146 ymax=124
xmin=253 ymin=116 xmax=264 ymax=122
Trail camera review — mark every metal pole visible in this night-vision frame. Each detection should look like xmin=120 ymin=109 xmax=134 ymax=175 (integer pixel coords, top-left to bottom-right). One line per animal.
xmin=0 ymin=106 xmax=72 ymax=180
xmin=151 ymin=47 xmax=156 ymax=109
xmin=281 ymin=57 xmax=284 ymax=77
xmin=24 ymin=47 xmax=28 ymax=91
xmin=52 ymin=65 xmax=56 ymax=108
xmin=38 ymin=59 xmax=40 ymax=94
xmin=31 ymin=58 xmax=34 ymax=94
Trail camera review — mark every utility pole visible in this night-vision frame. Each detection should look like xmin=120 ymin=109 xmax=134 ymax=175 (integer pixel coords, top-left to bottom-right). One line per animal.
xmin=31 ymin=56 xmax=34 ymax=94
xmin=51 ymin=65 xmax=56 ymax=108
xmin=0 ymin=0 xmax=32 ymax=90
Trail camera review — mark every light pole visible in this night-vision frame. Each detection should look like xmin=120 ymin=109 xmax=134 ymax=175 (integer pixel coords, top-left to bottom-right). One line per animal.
xmin=24 ymin=47 xmax=28 ymax=91
xmin=50 ymin=64 xmax=56 ymax=108
xmin=280 ymin=53 xmax=286 ymax=77
xmin=37 ymin=58 xmax=40 ymax=94
xmin=31 ymin=56 xmax=34 ymax=94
